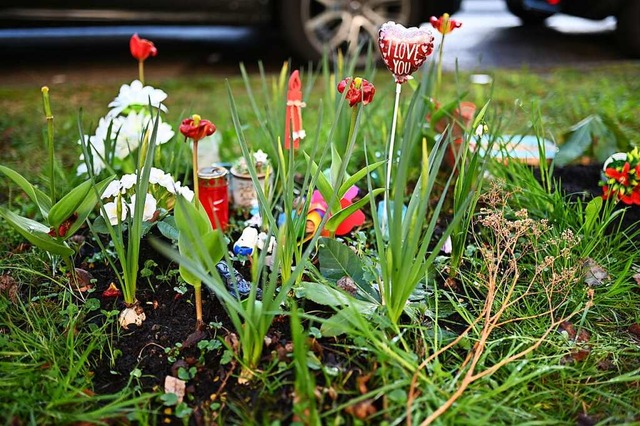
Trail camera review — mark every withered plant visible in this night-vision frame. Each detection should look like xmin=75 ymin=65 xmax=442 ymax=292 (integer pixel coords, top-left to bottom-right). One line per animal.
xmin=407 ymin=181 xmax=592 ymax=425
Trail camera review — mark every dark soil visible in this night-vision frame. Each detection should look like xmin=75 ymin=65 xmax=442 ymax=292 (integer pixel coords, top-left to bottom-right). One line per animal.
xmin=76 ymin=163 xmax=640 ymax=424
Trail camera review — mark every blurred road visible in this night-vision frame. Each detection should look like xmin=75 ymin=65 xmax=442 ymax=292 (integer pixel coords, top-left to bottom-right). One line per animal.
xmin=0 ymin=0 xmax=629 ymax=87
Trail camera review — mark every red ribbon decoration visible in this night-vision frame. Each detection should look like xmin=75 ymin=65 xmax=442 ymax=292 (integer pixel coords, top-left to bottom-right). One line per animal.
xmin=284 ymin=70 xmax=306 ymax=150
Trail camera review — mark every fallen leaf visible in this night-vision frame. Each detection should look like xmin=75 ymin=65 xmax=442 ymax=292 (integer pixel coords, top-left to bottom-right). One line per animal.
xmin=628 ymin=324 xmax=640 ymax=340
xmin=71 ymin=268 xmax=94 ymax=292
xmin=182 ymin=329 xmax=206 ymax=349
xmin=164 ymin=375 xmax=186 ymax=404
xmin=337 ymin=276 xmax=357 ymax=295
xmin=0 ymin=274 xmax=18 ymax=303
xmin=356 ymin=373 xmax=373 ymax=395
xmin=633 ymin=272 xmax=640 ymax=286
xmin=582 ymin=258 xmax=609 ymax=287
xmin=345 ymin=399 xmax=377 ymax=420
xmin=559 ymin=321 xmax=576 ymax=340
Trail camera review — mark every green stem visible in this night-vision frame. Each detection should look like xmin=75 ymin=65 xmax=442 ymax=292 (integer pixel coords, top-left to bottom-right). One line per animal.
xmin=435 ymin=35 xmax=446 ymax=100
xmin=192 ymin=140 xmax=200 ymax=206
xmin=41 ymin=87 xmax=56 ymax=204
xmin=138 ymin=60 xmax=144 ymax=85
xmin=195 ymin=284 xmax=204 ymax=330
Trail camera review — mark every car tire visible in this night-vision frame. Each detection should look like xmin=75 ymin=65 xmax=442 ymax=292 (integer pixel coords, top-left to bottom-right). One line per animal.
xmin=616 ymin=0 xmax=640 ymax=57
xmin=505 ymin=0 xmax=553 ymax=25
xmin=279 ymin=0 xmax=425 ymax=65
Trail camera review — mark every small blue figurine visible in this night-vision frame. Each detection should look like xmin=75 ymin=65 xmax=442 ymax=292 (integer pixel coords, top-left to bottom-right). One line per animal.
xmin=215 ymin=261 xmax=262 ymax=299
xmin=233 ymin=226 xmax=259 ymax=256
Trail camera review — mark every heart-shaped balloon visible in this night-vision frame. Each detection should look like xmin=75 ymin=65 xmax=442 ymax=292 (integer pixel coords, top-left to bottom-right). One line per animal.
xmin=378 ymin=21 xmax=435 ymax=84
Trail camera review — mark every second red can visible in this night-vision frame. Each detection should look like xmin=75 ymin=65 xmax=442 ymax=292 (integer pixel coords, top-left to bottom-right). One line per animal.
xmin=198 ymin=166 xmax=229 ymax=230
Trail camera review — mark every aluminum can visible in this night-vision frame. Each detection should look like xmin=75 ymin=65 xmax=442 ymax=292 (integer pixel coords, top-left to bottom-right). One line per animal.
xmin=198 ymin=166 xmax=229 ymax=230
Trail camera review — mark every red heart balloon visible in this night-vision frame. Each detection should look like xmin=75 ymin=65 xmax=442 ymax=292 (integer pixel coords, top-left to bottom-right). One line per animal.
xmin=378 ymin=21 xmax=435 ymax=84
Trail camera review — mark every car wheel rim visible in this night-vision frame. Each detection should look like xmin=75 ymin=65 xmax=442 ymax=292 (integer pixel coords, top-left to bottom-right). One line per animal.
xmin=301 ymin=0 xmax=412 ymax=59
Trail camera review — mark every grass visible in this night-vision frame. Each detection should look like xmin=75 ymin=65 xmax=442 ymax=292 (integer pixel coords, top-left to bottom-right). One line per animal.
xmin=1 ymin=63 xmax=639 ymax=186
xmin=1 ymin=58 xmax=639 ymax=424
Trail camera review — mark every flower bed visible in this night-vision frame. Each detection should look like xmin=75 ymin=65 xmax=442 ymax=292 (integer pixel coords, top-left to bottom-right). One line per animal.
xmin=1 ymin=23 xmax=640 ymax=426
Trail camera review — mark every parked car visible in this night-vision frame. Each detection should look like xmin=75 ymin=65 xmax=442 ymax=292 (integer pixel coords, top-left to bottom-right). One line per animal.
xmin=505 ymin=0 xmax=640 ymax=56
xmin=0 ymin=0 xmax=462 ymax=62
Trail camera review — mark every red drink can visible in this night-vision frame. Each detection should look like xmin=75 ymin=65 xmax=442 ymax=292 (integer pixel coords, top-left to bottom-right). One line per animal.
xmin=198 ymin=166 xmax=229 ymax=230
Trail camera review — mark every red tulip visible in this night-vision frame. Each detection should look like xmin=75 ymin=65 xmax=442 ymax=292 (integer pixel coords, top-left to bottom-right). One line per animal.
xmin=179 ymin=114 xmax=216 ymax=143
xmin=130 ymin=33 xmax=157 ymax=62
xmin=337 ymin=77 xmax=376 ymax=107
xmin=430 ymin=14 xmax=462 ymax=35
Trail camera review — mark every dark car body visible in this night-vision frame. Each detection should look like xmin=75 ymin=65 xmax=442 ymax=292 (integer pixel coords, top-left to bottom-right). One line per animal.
xmin=0 ymin=0 xmax=463 ymax=62
xmin=521 ymin=0 xmax=622 ymax=20
xmin=507 ymin=0 xmax=639 ymax=56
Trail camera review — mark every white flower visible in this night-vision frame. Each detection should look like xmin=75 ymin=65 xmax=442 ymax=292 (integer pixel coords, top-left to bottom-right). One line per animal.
xmin=76 ymin=135 xmax=106 ymax=176
xmin=120 ymin=174 xmax=137 ymax=191
xmin=101 ymin=180 xmax=122 ymax=199
xmin=107 ymin=80 xmax=168 ymax=118
xmin=130 ymin=193 xmax=157 ymax=222
xmin=148 ymin=167 xmax=166 ymax=185
xmin=159 ymin=174 xmax=178 ymax=192
xmin=103 ymin=199 xmax=128 ymax=225
xmin=109 ymin=112 xmax=175 ymax=160
xmin=176 ymin=185 xmax=195 ymax=202
xmin=253 ymin=149 xmax=269 ymax=165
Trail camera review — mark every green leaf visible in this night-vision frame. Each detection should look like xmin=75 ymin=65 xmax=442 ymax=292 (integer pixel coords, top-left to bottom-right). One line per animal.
xmin=157 ymin=216 xmax=179 ymax=241
xmin=318 ymin=237 xmax=379 ymax=302
xmin=297 ymin=281 xmax=357 ymax=307
xmin=64 ymin=175 xmax=116 ymax=238
xmin=320 ymin=304 xmax=377 ymax=337
xmin=583 ymin=196 xmax=603 ymax=234
xmin=0 ymin=165 xmax=51 ymax=218
xmin=555 ymin=115 xmax=617 ymax=166
xmin=92 ymin=215 xmax=110 ymax=234
xmin=48 ymin=179 xmax=93 ymax=230
xmin=324 ymin=189 xmax=384 ymax=235
xmin=304 ymin=153 xmax=341 ymax=213
xmin=330 ymin=144 xmax=344 ymax=189
xmin=337 ymin=160 xmax=385 ymax=199
xmin=0 ymin=207 xmax=74 ymax=257
xmin=320 ymin=309 xmax=353 ymax=337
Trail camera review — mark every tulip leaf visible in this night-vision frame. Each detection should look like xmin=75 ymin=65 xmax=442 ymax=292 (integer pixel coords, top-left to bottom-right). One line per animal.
xmin=304 ymin=152 xmax=341 ymax=213
xmin=337 ymin=160 xmax=385 ymax=198
xmin=0 ymin=165 xmax=51 ymax=218
xmin=64 ymin=175 xmax=116 ymax=238
xmin=175 ymin=196 xmax=225 ymax=287
xmin=0 ymin=207 xmax=74 ymax=257
xmin=330 ymin=144 xmax=344 ymax=189
xmin=48 ymin=179 xmax=94 ymax=230
xmin=325 ymin=189 xmax=384 ymax=234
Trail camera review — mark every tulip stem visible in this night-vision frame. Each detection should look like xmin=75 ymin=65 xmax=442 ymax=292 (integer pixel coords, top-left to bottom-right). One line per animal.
xmin=138 ymin=60 xmax=145 ymax=85
xmin=192 ymin=140 xmax=200 ymax=206
xmin=436 ymin=34 xmax=446 ymax=100
xmin=385 ymin=83 xmax=402 ymax=210
xmin=41 ymin=87 xmax=56 ymax=204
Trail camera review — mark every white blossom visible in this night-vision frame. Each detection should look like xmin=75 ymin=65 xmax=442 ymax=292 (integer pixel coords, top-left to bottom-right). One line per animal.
xmin=107 ymin=80 xmax=168 ymax=118
xmin=76 ymin=135 xmax=107 ymax=176
xmin=176 ymin=185 xmax=195 ymax=202
xmin=130 ymin=193 xmax=157 ymax=222
xmin=148 ymin=167 xmax=166 ymax=185
xmin=103 ymin=199 xmax=128 ymax=225
xmin=120 ymin=174 xmax=137 ymax=191
xmin=253 ymin=149 xmax=269 ymax=165
xmin=101 ymin=180 xmax=122 ymax=199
